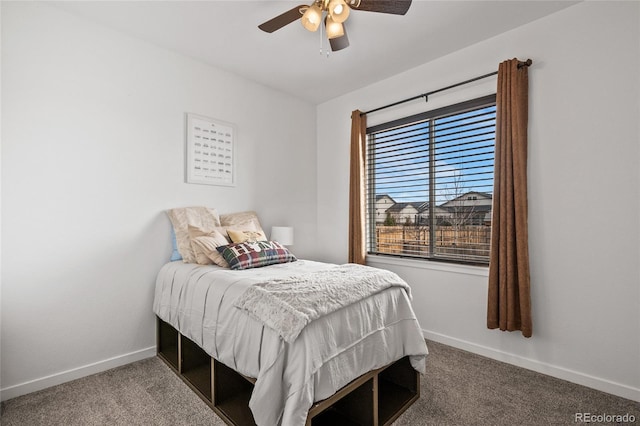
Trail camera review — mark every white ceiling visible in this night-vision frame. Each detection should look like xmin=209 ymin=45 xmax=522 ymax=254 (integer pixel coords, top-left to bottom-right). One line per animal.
xmin=51 ymin=1 xmax=578 ymax=104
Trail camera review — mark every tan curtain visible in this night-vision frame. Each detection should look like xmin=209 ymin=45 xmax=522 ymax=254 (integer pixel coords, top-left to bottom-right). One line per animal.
xmin=487 ymin=59 xmax=532 ymax=337
xmin=348 ymin=110 xmax=367 ymax=264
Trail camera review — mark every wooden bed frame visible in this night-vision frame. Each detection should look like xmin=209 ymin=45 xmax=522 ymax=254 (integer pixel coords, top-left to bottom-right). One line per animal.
xmin=157 ymin=317 xmax=420 ymax=426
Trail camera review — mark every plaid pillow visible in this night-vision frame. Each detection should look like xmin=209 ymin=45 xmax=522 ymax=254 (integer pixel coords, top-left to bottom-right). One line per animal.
xmin=217 ymin=241 xmax=297 ymax=270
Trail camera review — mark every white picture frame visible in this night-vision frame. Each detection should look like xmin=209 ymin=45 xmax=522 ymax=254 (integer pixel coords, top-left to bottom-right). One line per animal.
xmin=185 ymin=113 xmax=235 ymax=186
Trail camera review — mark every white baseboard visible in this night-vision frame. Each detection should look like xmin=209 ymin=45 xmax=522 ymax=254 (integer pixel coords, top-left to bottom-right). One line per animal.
xmin=4 ymin=335 xmax=639 ymax=404
xmin=423 ymin=330 xmax=640 ymax=403
xmin=0 ymin=346 xmax=157 ymax=402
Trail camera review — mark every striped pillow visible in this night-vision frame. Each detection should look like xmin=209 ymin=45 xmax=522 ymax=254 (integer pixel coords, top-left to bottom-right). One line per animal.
xmin=217 ymin=241 xmax=297 ymax=270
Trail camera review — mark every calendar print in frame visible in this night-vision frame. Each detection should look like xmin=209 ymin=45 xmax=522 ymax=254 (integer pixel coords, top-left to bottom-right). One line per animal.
xmin=185 ymin=113 xmax=235 ymax=186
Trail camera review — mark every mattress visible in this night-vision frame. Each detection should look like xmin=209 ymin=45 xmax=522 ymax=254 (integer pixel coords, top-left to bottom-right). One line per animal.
xmin=153 ymin=259 xmax=428 ymax=426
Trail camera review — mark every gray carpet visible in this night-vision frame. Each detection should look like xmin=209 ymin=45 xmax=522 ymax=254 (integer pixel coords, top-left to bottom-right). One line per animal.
xmin=2 ymin=341 xmax=638 ymax=425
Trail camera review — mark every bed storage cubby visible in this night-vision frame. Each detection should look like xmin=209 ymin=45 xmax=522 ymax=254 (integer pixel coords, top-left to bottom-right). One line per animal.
xmin=157 ymin=318 xmax=179 ymax=371
xmin=309 ymin=376 xmax=375 ymax=426
xmin=180 ymin=334 xmax=213 ymax=401
xmin=212 ymin=360 xmax=257 ymax=425
xmin=377 ymin=356 xmax=420 ymax=425
xmin=157 ymin=316 xmax=419 ymax=426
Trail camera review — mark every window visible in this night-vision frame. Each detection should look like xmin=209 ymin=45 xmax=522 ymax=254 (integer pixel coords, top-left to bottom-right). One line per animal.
xmin=366 ymin=95 xmax=496 ymax=265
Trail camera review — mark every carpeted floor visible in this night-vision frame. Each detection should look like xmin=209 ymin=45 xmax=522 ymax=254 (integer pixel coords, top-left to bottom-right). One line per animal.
xmin=1 ymin=340 xmax=638 ymax=425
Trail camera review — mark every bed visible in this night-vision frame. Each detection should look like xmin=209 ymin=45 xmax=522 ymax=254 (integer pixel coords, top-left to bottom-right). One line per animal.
xmin=153 ymin=208 xmax=429 ymax=426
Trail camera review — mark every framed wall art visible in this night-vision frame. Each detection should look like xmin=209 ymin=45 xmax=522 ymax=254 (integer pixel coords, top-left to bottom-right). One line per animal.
xmin=185 ymin=113 xmax=235 ymax=186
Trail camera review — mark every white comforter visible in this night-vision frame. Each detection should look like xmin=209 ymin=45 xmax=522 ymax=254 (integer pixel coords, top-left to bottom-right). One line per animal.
xmin=153 ymin=260 xmax=428 ymax=426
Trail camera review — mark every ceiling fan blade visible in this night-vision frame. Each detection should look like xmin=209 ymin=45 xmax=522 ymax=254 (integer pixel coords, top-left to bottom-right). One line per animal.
xmin=349 ymin=0 xmax=412 ymax=15
xmin=258 ymin=5 xmax=305 ymax=33
xmin=329 ymin=25 xmax=349 ymax=51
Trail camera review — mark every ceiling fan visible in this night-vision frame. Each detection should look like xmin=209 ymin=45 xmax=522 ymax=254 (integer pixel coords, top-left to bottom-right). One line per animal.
xmin=258 ymin=0 xmax=412 ymax=52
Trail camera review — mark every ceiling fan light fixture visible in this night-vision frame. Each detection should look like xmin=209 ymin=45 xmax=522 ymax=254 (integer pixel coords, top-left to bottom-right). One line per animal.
xmin=301 ymin=3 xmax=322 ymax=32
xmin=325 ymin=15 xmax=344 ymax=39
xmin=328 ymin=0 xmax=350 ymax=24
xmin=258 ymin=0 xmax=411 ymax=52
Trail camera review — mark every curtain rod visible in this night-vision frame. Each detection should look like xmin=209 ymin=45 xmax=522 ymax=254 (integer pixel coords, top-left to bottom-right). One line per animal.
xmin=361 ymin=59 xmax=532 ymax=116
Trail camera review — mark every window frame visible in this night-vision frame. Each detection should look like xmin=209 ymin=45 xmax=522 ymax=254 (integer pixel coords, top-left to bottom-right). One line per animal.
xmin=365 ymin=94 xmax=497 ymax=267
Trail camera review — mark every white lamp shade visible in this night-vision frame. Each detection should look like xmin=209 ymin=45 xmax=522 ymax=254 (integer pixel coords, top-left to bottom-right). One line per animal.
xmin=270 ymin=226 xmax=294 ymax=246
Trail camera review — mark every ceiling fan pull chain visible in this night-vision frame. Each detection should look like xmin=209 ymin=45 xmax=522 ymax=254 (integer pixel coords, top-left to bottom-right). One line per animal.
xmin=319 ymin=19 xmax=324 ymax=55
xmin=319 ymin=15 xmax=330 ymax=57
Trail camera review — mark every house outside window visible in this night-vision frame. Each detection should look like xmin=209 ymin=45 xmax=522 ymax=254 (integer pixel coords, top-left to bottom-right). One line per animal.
xmin=366 ymin=95 xmax=496 ymax=265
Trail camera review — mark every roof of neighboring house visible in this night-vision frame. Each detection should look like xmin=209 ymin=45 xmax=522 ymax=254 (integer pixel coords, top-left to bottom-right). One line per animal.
xmin=375 ymin=194 xmax=396 ymax=203
xmin=386 ymin=202 xmax=422 ymax=213
xmin=441 ymin=191 xmax=492 ymax=203
xmin=414 ymin=202 xmax=429 ymax=211
xmin=378 ymin=192 xmax=493 ymax=215
xmin=441 ymin=204 xmax=493 ymax=214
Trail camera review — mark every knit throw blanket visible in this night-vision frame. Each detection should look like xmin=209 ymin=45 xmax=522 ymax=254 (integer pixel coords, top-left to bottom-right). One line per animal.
xmin=233 ymin=264 xmax=411 ymax=343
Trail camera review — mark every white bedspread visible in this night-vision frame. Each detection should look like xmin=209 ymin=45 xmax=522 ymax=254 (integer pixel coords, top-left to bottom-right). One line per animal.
xmin=234 ymin=263 xmax=411 ymax=343
xmin=153 ymin=260 xmax=428 ymax=426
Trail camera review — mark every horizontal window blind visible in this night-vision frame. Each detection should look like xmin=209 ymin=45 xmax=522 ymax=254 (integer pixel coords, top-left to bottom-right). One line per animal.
xmin=366 ymin=95 xmax=496 ymax=265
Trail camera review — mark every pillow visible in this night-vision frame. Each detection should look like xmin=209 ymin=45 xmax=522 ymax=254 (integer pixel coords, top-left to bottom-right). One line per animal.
xmin=220 ymin=211 xmax=265 ymax=235
xmin=217 ymin=241 xmax=297 ymax=270
xmin=227 ymin=228 xmax=267 ymax=244
xmin=188 ymin=225 xmax=230 ymax=267
xmin=214 ymin=219 xmax=260 ymax=242
xmin=167 ymin=207 xmax=221 ymax=263
xmin=169 ymin=227 xmax=182 ymax=261
xmin=187 ymin=221 xmax=261 ymax=267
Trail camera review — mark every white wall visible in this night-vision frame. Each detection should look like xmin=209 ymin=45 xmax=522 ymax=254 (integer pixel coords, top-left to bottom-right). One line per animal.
xmin=1 ymin=2 xmax=317 ymax=399
xmin=317 ymin=1 xmax=640 ymax=401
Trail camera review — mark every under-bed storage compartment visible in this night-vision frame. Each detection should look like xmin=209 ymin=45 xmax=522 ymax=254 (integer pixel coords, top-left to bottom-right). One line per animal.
xmin=378 ymin=356 xmax=420 ymax=425
xmin=309 ymin=376 xmax=375 ymax=426
xmin=306 ymin=357 xmax=419 ymax=426
xmin=212 ymin=360 xmax=256 ymax=425
xmin=180 ymin=335 xmax=213 ymax=402
xmin=157 ymin=318 xmax=179 ymax=370
xmin=157 ymin=317 xmax=419 ymax=426
xmin=158 ymin=318 xmax=256 ymax=425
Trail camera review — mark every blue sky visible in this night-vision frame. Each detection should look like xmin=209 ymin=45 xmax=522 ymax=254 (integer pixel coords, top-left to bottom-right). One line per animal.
xmin=369 ymin=105 xmax=496 ymax=206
